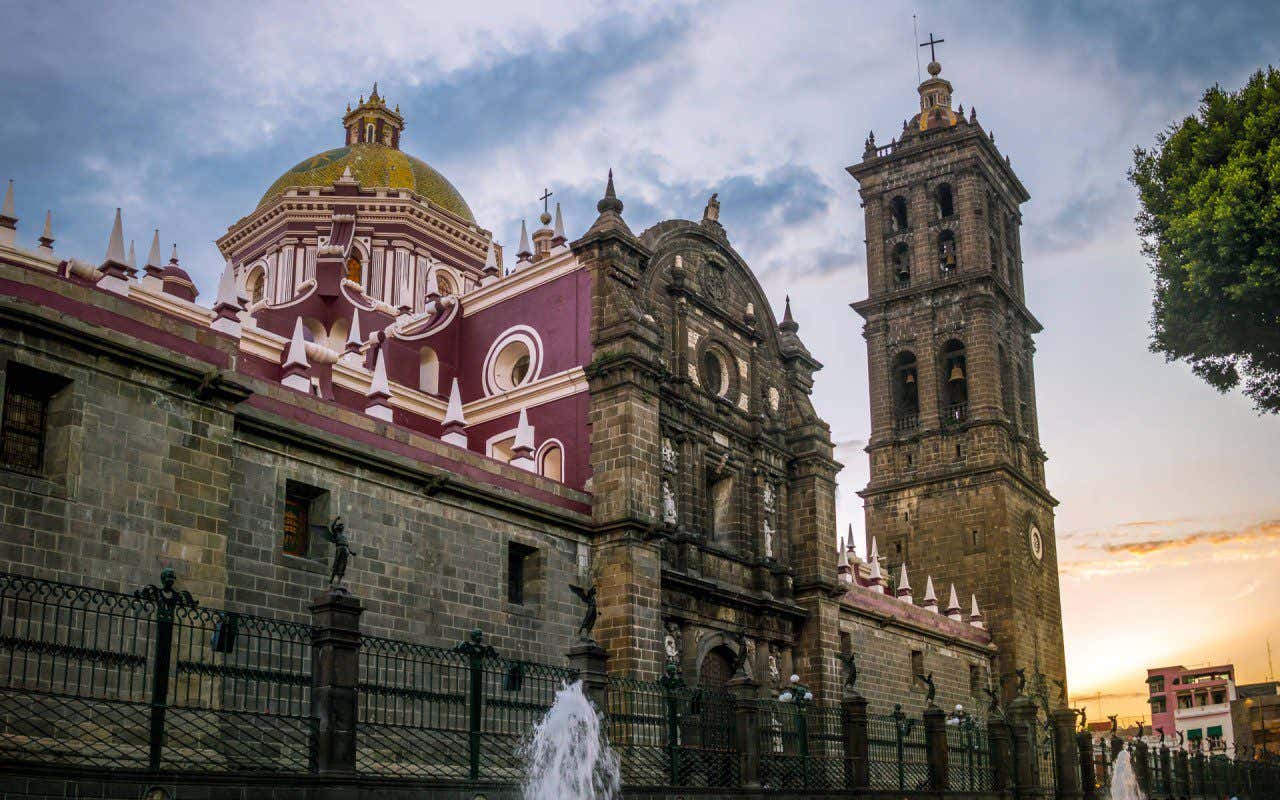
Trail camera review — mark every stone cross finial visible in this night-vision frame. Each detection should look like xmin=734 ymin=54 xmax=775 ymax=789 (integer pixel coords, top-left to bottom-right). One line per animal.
xmin=919 ymin=32 xmax=945 ymax=63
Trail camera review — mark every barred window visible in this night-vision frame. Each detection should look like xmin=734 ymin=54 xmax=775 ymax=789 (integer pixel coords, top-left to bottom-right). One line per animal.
xmin=282 ymin=481 xmax=327 ymax=557
xmin=1 ymin=365 xmax=61 ymax=475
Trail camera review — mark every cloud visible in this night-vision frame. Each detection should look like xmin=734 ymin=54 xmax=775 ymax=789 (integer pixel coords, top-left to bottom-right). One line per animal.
xmin=1100 ymin=519 xmax=1280 ymax=556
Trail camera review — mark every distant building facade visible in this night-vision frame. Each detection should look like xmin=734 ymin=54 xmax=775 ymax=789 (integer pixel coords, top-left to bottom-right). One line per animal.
xmin=1233 ymin=681 xmax=1280 ymax=756
xmin=1148 ymin=663 xmax=1237 ymax=751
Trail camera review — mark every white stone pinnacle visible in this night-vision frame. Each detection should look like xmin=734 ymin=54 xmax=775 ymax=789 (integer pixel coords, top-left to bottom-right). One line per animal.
xmin=105 ymin=208 xmax=126 ymax=264
xmin=946 ymin=584 xmax=962 ymax=620
xmin=367 ymin=347 xmax=390 ymax=398
xmin=284 ymin=317 xmax=310 ymax=369
xmin=144 ymin=230 xmax=160 ymax=268
xmin=128 ymin=241 xmax=136 ymax=269
xmin=553 ymin=202 xmax=565 ymax=238
xmin=514 ymin=406 xmax=534 ymax=451
xmin=215 ymin=261 xmax=238 ymax=307
xmin=1 ymin=179 xmax=14 ymax=218
xmin=170 ymin=243 xmax=179 ymax=263
xmin=444 ymin=378 xmax=466 ymax=426
xmin=346 ymin=312 xmax=362 ymax=348
xmin=41 ymin=210 xmax=52 ymax=239
xmin=484 ymin=240 xmax=498 ymax=270
xmin=897 ymin=562 xmax=911 ymax=592
xmin=923 ymin=575 xmax=937 ymax=605
xmin=517 ymin=219 xmax=531 ymax=258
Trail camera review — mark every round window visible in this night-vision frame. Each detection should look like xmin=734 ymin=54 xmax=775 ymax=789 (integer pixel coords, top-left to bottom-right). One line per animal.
xmin=702 ymin=350 xmax=725 ymax=396
xmin=492 ymin=340 xmax=533 ymax=392
xmin=1028 ymin=523 xmax=1044 ymax=562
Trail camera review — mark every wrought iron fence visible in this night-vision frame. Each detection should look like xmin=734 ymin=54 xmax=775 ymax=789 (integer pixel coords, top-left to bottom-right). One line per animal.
xmin=945 ymin=715 xmax=993 ymax=792
xmin=0 ymin=570 xmax=314 ymax=773
xmin=756 ymin=699 xmax=843 ymax=790
xmin=605 ymin=673 xmax=738 ymax=788
xmin=1036 ymin=721 xmax=1057 ymax=792
xmin=356 ymin=630 xmax=574 ymax=781
xmin=868 ymin=705 xmax=929 ymax=790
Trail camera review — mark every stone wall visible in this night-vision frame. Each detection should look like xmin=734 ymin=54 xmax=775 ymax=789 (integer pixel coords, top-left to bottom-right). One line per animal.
xmin=0 ymin=268 xmax=592 ymax=661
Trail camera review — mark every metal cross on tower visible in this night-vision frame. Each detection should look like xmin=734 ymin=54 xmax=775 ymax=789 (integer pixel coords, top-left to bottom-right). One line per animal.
xmin=919 ymin=32 xmax=945 ymax=62
xmin=540 ymin=188 xmax=553 ymax=214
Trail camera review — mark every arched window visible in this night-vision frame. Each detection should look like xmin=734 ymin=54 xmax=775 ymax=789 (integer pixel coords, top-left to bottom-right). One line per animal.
xmin=999 ymin=346 xmax=1015 ymax=420
xmin=365 ymin=123 xmax=375 ymax=143
xmin=891 ymin=243 xmax=911 ymax=287
xmin=246 ymin=268 xmax=265 ymax=304
xmin=940 ymin=339 xmax=967 ymax=423
xmin=935 ymin=183 xmax=955 ymax=218
xmin=1017 ymin=365 xmax=1033 ymax=436
xmin=537 ymin=441 xmax=564 ymax=482
xmin=698 ymin=646 xmax=736 ymax=691
xmin=702 ymin=349 xmax=727 ymax=397
xmin=435 ymin=271 xmax=456 ymax=297
xmin=345 ymin=253 xmax=363 ymax=285
xmin=418 ymin=347 xmax=439 ymax=395
xmin=892 ymin=352 xmax=919 ymax=433
xmin=889 ymin=196 xmax=909 ymax=232
xmin=938 ymin=229 xmax=957 ymax=273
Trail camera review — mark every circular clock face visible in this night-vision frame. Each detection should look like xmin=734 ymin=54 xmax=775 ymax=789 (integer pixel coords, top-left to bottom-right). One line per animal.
xmin=1028 ymin=524 xmax=1044 ymax=562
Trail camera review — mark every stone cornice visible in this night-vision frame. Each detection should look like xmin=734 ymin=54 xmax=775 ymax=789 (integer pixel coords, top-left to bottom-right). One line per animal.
xmin=461 ymin=249 xmax=579 ymax=316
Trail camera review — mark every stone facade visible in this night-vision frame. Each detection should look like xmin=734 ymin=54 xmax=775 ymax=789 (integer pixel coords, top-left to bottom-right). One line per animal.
xmin=0 ymin=72 xmax=1065 ymax=719
xmin=848 ymin=60 xmax=1067 ymax=699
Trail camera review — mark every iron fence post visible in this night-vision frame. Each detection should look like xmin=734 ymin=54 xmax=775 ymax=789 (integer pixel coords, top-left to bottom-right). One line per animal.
xmin=1052 ymin=707 xmax=1082 ymax=799
xmin=659 ymin=664 xmax=684 ymax=786
xmin=840 ymin=691 xmax=869 ymax=790
xmin=309 ymin=586 xmax=364 ymax=776
xmin=134 ymin=568 xmax=197 ymax=772
xmin=924 ymin=703 xmax=948 ymax=792
xmin=797 ymin=701 xmax=810 ymax=788
xmin=891 ymin=703 xmax=912 ymax=791
xmin=1159 ymin=744 xmax=1172 ymax=795
xmin=449 ymin=629 xmax=497 ymax=781
xmin=1076 ymin=730 xmax=1096 ymax=800
xmin=726 ymin=672 xmax=759 ymax=788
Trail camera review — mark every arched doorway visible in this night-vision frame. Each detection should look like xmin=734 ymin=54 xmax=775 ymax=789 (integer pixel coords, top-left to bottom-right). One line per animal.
xmin=698 ymin=645 xmax=736 ymax=691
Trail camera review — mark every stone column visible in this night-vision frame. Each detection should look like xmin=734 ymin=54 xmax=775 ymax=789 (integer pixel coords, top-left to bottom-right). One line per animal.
xmin=1132 ymin=740 xmax=1151 ymax=796
xmin=1007 ymin=696 xmax=1040 ymax=796
xmin=1159 ymin=744 xmax=1172 ymax=796
xmin=1174 ymin=748 xmax=1189 ymax=797
xmin=1077 ymin=730 xmax=1097 ymax=800
xmin=989 ymin=716 xmax=1014 ymax=796
xmin=923 ymin=703 xmax=949 ymax=792
xmin=1052 ymin=708 xmax=1082 ymax=799
xmin=567 ymin=639 xmax=610 ymax=711
xmin=726 ymin=672 xmax=760 ymax=788
xmin=309 ymin=587 xmax=364 ymax=776
xmin=841 ymin=692 xmax=870 ymax=790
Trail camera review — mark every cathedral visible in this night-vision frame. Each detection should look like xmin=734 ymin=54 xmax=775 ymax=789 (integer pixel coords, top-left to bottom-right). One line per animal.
xmin=0 ymin=60 xmax=1064 ymax=712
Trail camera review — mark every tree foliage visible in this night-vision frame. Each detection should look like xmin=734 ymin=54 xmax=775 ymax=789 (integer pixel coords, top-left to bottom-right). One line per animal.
xmin=1130 ymin=67 xmax=1280 ymax=413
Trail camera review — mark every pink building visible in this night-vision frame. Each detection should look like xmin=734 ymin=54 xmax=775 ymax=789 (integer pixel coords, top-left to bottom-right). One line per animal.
xmin=1147 ymin=663 xmax=1237 ymax=751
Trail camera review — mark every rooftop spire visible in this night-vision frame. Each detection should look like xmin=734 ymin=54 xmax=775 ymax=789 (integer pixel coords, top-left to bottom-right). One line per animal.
xmin=923 ymin=576 xmax=938 ymax=612
xmin=127 ymin=240 xmax=136 ymax=269
xmin=169 ymin=243 xmax=179 ymax=264
xmin=896 ymin=563 xmax=912 ymax=602
xmin=779 ymin=295 xmax=799 ymax=332
xmin=37 ymin=210 xmax=54 ymax=254
xmin=969 ymin=594 xmax=985 ymax=629
xmin=511 ymin=407 xmax=536 ymax=471
xmin=284 ymin=317 xmax=309 ymax=370
xmin=210 ymin=260 xmax=243 ymax=337
xmin=146 ymin=230 xmax=162 ymax=268
xmin=598 ymin=168 xmax=623 ymax=215
xmin=551 ymin=201 xmax=567 ymax=249
xmin=441 ymin=378 xmax=468 ymax=448
xmin=516 ymin=220 xmax=532 ymax=263
xmin=0 ymin=179 xmax=15 ymax=242
xmin=945 ymin=584 xmax=963 ymax=621
xmin=105 ymin=208 xmax=126 ymax=265
xmin=364 ymin=347 xmax=393 ymax=421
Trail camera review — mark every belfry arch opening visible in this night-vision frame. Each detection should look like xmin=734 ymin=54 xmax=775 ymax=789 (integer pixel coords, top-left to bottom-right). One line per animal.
xmin=891 ymin=242 xmax=911 ymax=287
xmin=940 ymin=339 xmax=967 ymax=422
xmin=889 ymin=196 xmax=909 ymax=232
xmin=938 ymin=229 xmax=957 ymax=273
xmin=892 ymin=351 xmax=919 ymax=432
xmin=935 ymin=183 xmax=955 ymax=218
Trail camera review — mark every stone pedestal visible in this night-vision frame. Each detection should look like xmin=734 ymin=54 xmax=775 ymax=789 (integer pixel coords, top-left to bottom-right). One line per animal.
xmin=1052 ymin=708 xmax=1082 ymax=799
xmin=841 ymin=692 xmax=870 ymax=790
xmin=989 ymin=716 xmax=1014 ymax=795
xmin=924 ymin=704 xmax=949 ymax=792
xmin=567 ymin=639 xmax=609 ymax=711
xmin=1007 ymin=696 xmax=1040 ymax=796
xmin=309 ymin=588 xmax=364 ymax=776
xmin=1077 ymin=730 xmax=1097 ymax=800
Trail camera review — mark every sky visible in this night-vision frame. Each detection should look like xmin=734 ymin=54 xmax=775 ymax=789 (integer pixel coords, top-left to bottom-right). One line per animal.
xmin=2 ymin=0 xmax=1277 ymax=723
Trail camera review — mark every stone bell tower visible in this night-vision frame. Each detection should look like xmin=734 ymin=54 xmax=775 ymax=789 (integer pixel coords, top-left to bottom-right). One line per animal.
xmin=847 ymin=52 xmax=1066 ymax=699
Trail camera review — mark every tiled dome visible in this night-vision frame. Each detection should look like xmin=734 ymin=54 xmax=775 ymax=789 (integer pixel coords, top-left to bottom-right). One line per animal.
xmin=258 ymin=143 xmax=474 ymax=222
